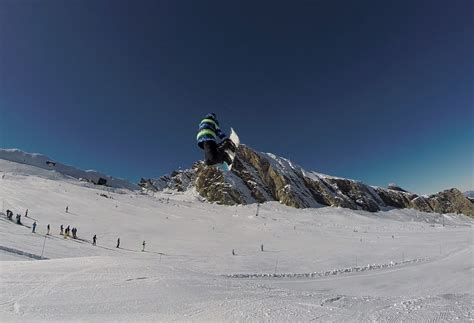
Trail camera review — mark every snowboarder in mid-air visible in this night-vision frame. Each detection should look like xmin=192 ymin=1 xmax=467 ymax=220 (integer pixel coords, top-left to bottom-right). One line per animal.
xmin=196 ymin=113 xmax=239 ymax=170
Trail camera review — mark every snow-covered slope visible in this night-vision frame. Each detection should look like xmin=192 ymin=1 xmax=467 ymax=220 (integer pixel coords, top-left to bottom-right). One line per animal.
xmin=0 ymin=149 xmax=137 ymax=190
xmin=1 ymin=158 xmax=473 ymax=321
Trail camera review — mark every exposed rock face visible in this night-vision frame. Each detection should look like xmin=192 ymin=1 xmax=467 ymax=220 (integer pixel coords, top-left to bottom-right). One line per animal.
xmin=426 ymin=188 xmax=473 ymax=215
xmin=410 ymin=196 xmax=434 ymax=213
xmin=375 ymin=187 xmax=414 ymax=209
xmin=139 ymin=145 xmax=474 ymax=217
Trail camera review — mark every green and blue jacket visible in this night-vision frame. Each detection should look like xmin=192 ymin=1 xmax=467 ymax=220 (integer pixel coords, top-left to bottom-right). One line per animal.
xmin=197 ymin=115 xmax=226 ymax=148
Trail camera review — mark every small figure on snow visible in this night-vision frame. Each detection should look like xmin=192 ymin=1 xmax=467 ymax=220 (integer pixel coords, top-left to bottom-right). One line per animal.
xmin=47 ymin=224 xmax=50 ymax=235
xmin=66 ymin=206 xmax=69 ymax=213
xmin=261 ymin=244 xmax=264 ymax=252
xmin=16 ymin=214 xmax=22 ymax=225
xmin=142 ymin=240 xmax=146 ymax=252
xmin=92 ymin=234 xmax=97 ymax=246
xmin=32 ymin=221 xmax=37 ymax=233
xmin=196 ymin=113 xmax=236 ymax=167
xmin=116 ymin=238 xmax=120 ymax=248
xmin=60 ymin=224 xmax=64 ymax=235
xmin=232 ymin=249 xmax=236 ymax=256
xmin=25 ymin=209 xmax=28 ymax=217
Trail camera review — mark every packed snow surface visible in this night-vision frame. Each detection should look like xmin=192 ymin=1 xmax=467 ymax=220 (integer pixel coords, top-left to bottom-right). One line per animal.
xmin=0 ymin=158 xmax=473 ymax=322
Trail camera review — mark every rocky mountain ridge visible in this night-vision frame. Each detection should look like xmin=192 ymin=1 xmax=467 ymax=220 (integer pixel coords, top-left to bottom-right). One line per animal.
xmin=140 ymin=145 xmax=474 ymax=217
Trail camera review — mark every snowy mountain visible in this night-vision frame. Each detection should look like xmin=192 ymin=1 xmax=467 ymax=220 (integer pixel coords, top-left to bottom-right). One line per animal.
xmin=1 ymin=147 xmax=472 ymax=216
xmin=464 ymin=190 xmax=474 ymax=199
xmin=0 ymin=149 xmax=138 ymax=190
xmin=141 ymin=145 xmax=474 ymax=216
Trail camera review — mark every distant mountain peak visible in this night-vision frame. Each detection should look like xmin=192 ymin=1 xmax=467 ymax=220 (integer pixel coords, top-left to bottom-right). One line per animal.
xmin=464 ymin=191 xmax=474 ymax=199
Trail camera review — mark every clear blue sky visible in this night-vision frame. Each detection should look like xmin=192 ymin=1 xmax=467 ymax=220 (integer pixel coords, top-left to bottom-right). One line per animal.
xmin=1 ymin=0 xmax=472 ymax=194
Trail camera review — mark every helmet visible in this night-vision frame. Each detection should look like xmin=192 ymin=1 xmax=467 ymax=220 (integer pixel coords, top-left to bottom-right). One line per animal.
xmin=205 ymin=113 xmax=217 ymax=120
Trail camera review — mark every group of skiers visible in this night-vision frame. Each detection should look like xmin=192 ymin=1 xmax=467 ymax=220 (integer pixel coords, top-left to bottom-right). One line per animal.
xmin=60 ymin=224 xmax=78 ymax=239
xmin=5 ymin=209 xmax=16 ymax=221
xmin=5 ymin=209 xmax=23 ymax=224
xmin=5 ymin=206 xmax=150 ymax=253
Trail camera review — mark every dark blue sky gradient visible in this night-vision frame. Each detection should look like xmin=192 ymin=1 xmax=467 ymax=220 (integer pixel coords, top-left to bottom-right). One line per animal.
xmin=1 ymin=0 xmax=472 ymax=194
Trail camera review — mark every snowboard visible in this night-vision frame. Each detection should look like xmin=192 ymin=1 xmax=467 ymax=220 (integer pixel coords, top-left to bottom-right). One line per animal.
xmin=217 ymin=128 xmax=240 ymax=171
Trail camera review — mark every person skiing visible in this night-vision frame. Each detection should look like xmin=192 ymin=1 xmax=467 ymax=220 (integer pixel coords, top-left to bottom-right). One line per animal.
xmin=196 ymin=113 xmax=235 ymax=167
xmin=32 ymin=221 xmax=36 ymax=233
xmin=60 ymin=224 xmax=64 ymax=235
xmin=116 ymin=238 xmax=120 ymax=248
xmin=47 ymin=224 xmax=50 ymax=235
xmin=92 ymin=234 xmax=97 ymax=246
xmin=142 ymin=240 xmax=146 ymax=252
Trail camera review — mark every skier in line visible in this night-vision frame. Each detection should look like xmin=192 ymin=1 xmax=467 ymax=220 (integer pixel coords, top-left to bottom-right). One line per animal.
xmin=66 ymin=206 xmax=68 ymax=213
xmin=32 ymin=221 xmax=36 ymax=233
xmin=142 ymin=240 xmax=146 ymax=252
xmin=60 ymin=224 xmax=63 ymax=235
xmin=92 ymin=234 xmax=97 ymax=246
xmin=47 ymin=224 xmax=50 ymax=235
xmin=25 ymin=209 xmax=28 ymax=217
xmin=196 ymin=113 xmax=235 ymax=167
xmin=116 ymin=238 xmax=120 ymax=248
